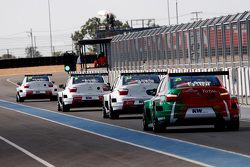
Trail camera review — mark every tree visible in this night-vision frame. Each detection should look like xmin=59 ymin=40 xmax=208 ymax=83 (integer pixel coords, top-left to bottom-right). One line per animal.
xmin=71 ymin=14 xmax=130 ymax=42
xmin=25 ymin=47 xmax=42 ymax=58
xmin=53 ymin=51 xmax=62 ymax=57
xmin=1 ymin=54 xmax=16 ymax=59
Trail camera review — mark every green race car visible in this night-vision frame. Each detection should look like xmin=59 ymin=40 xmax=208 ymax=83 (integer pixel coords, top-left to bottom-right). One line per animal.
xmin=143 ymin=71 xmax=240 ymax=133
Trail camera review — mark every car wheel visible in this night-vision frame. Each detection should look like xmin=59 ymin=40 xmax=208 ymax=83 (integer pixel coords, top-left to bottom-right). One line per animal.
xmin=102 ymin=106 xmax=109 ymax=118
xmin=143 ymin=112 xmax=151 ymax=131
xmin=57 ymin=101 xmax=62 ymax=111
xmin=109 ymin=106 xmax=119 ymax=119
xmin=153 ymin=118 xmax=165 ymax=133
xmin=16 ymin=94 xmax=19 ymax=102
xmin=16 ymin=94 xmax=24 ymax=102
xmin=227 ymin=118 xmax=239 ymax=131
xmin=62 ymin=103 xmax=70 ymax=112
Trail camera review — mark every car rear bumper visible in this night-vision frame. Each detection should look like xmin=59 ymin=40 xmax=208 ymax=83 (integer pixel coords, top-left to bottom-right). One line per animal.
xmin=63 ymin=98 xmax=103 ymax=107
xmin=156 ymin=114 xmax=240 ymax=127
xmin=19 ymin=91 xmax=56 ymax=99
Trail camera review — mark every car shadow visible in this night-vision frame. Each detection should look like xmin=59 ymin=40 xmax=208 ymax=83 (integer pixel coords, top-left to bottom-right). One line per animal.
xmin=22 ymin=99 xmax=51 ymax=103
xmin=165 ymin=127 xmax=216 ymax=133
xmin=118 ymin=115 xmax=142 ymax=120
xmin=164 ymin=126 xmax=247 ymax=133
xmin=69 ymin=108 xmax=102 ymax=112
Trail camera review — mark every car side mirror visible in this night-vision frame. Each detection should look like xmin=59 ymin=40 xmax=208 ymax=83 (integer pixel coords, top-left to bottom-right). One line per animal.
xmin=17 ymin=82 xmax=22 ymax=86
xmin=146 ymin=88 xmax=157 ymax=96
xmin=59 ymin=84 xmax=65 ymax=89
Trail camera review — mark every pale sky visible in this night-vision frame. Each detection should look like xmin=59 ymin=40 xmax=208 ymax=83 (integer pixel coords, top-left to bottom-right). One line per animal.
xmin=0 ymin=0 xmax=249 ymax=57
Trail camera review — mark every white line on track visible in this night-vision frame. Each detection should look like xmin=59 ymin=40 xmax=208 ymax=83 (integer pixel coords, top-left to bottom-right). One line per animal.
xmin=6 ymin=78 xmax=19 ymax=87
xmin=0 ymin=136 xmax=55 ymax=167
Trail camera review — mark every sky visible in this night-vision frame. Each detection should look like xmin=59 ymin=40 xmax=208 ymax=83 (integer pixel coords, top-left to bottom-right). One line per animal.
xmin=0 ymin=0 xmax=249 ymax=57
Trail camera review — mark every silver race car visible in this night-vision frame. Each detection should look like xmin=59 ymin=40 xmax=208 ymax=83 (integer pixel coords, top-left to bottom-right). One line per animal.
xmin=57 ymin=72 xmax=110 ymax=112
xmin=102 ymin=72 xmax=164 ymax=119
xmin=16 ymin=74 xmax=58 ymax=102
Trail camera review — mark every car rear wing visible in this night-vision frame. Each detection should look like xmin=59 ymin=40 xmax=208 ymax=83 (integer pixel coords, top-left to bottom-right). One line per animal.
xmin=69 ymin=71 xmax=108 ymax=76
xmin=24 ymin=74 xmax=52 ymax=77
xmin=121 ymin=71 xmax=168 ymax=76
xmin=169 ymin=71 xmax=229 ymax=78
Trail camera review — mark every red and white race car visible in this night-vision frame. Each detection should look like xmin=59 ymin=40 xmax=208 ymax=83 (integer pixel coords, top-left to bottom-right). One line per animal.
xmin=16 ymin=74 xmax=58 ymax=102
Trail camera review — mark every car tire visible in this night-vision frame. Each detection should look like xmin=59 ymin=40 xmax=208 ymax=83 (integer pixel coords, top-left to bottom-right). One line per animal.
xmin=143 ymin=112 xmax=151 ymax=131
xmin=16 ymin=94 xmax=19 ymax=102
xmin=102 ymin=106 xmax=109 ymax=118
xmin=16 ymin=94 xmax=24 ymax=102
xmin=109 ymin=106 xmax=119 ymax=119
xmin=62 ymin=103 xmax=70 ymax=112
xmin=153 ymin=118 xmax=165 ymax=133
xmin=57 ymin=101 xmax=62 ymax=111
xmin=227 ymin=118 xmax=239 ymax=131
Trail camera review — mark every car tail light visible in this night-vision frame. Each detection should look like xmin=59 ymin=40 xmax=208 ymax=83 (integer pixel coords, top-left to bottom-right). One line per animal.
xmin=166 ymin=94 xmax=178 ymax=102
xmin=69 ymin=87 xmax=77 ymax=93
xmin=48 ymin=83 xmax=53 ymax=87
xmin=24 ymin=84 xmax=30 ymax=89
xmin=220 ymin=92 xmax=230 ymax=100
xmin=118 ymin=89 xmax=129 ymax=95
xmin=99 ymin=96 xmax=104 ymax=101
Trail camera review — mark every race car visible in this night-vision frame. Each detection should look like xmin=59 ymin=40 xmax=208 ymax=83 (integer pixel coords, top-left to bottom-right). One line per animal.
xmin=57 ymin=72 xmax=110 ymax=112
xmin=102 ymin=72 xmax=165 ymax=119
xmin=143 ymin=71 xmax=240 ymax=132
xmin=16 ymin=74 xmax=58 ymax=102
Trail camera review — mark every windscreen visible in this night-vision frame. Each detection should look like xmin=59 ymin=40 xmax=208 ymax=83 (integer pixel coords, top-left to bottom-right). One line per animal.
xmin=122 ymin=74 xmax=160 ymax=85
xmin=26 ymin=76 xmax=49 ymax=82
xmin=170 ymin=76 xmax=221 ymax=89
xmin=73 ymin=76 xmax=104 ymax=84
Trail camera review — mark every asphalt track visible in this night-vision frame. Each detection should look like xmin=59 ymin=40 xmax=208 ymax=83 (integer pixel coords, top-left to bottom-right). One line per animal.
xmin=1 ymin=72 xmax=250 ymax=167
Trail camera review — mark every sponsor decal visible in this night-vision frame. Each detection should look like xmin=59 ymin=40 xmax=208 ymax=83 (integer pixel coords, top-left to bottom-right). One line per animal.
xmin=202 ymin=89 xmax=217 ymax=93
xmin=187 ymin=82 xmax=211 ymax=87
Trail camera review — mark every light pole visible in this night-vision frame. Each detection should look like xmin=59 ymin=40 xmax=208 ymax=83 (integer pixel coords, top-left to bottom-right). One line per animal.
xmin=167 ymin=0 xmax=171 ymax=25
xmin=27 ymin=28 xmax=34 ymax=58
xmin=48 ymin=0 xmax=53 ymax=56
xmin=176 ymin=0 xmax=179 ymax=24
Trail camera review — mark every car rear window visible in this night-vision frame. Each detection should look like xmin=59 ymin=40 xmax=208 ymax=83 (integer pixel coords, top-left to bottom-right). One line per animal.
xmin=170 ymin=76 xmax=221 ymax=88
xmin=26 ymin=76 xmax=49 ymax=82
xmin=122 ymin=75 xmax=160 ymax=85
xmin=73 ymin=76 xmax=104 ymax=84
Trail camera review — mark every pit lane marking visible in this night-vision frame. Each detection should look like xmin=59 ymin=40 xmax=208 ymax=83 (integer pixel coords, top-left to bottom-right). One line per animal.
xmin=0 ymin=136 xmax=55 ymax=167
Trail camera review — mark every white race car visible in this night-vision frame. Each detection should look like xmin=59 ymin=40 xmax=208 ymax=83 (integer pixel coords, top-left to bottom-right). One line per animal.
xmin=57 ymin=73 xmax=110 ymax=112
xmin=102 ymin=72 xmax=162 ymax=119
xmin=16 ymin=74 xmax=58 ymax=102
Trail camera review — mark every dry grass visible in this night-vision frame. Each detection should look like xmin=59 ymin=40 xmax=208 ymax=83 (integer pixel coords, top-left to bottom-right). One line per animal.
xmin=0 ymin=65 xmax=65 ymax=77
xmin=0 ymin=64 xmax=96 ymax=77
